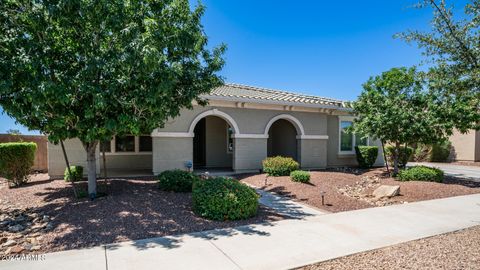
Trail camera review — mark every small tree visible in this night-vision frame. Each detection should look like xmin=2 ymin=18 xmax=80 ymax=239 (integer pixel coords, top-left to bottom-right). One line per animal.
xmin=351 ymin=67 xmax=450 ymax=175
xmin=397 ymin=0 xmax=480 ymax=132
xmin=0 ymin=0 xmax=225 ymax=197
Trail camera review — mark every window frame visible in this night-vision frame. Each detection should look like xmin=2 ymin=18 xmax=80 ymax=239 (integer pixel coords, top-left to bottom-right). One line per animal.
xmin=338 ymin=116 xmax=369 ymax=155
xmin=101 ymin=135 xmax=153 ymax=156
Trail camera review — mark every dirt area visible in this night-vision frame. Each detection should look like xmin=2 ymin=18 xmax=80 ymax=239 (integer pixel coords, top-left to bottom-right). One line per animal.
xmin=239 ymin=168 xmax=480 ymax=213
xmin=0 ymin=174 xmax=284 ymax=255
xmin=297 ymin=225 xmax=480 ymax=270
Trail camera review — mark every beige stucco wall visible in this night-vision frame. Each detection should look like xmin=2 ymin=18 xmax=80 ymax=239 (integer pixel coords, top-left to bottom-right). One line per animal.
xmin=449 ymin=129 xmax=479 ymax=161
xmin=158 ymin=105 xmax=328 ymax=135
xmin=48 ymin=139 xmax=100 ymax=178
xmin=205 ymin=116 xmax=233 ymax=168
xmin=152 ymin=137 xmax=192 ymax=174
xmin=298 ymin=139 xmax=328 ymax=169
xmin=233 ymin=138 xmax=267 ymax=172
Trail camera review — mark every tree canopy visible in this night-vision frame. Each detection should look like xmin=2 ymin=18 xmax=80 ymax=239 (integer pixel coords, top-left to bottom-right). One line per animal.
xmin=0 ymin=0 xmax=226 ymax=196
xmin=397 ymin=0 xmax=480 ymax=132
xmin=351 ymin=67 xmax=450 ymax=174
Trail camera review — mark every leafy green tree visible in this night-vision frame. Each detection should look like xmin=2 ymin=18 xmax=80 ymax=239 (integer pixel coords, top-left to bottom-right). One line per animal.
xmin=351 ymin=67 xmax=450 ymax=175
xmin=0 ymin=0 xmax=225 ymax=197
xmin=397 ymin=0 xmax=480 ymax=132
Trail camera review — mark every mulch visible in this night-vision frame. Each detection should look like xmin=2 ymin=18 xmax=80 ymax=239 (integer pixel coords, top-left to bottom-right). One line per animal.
xmin=238 ymin=168 xmax=480 ymax=213
xmin=0 ymin=174 xmax=284 ymax=254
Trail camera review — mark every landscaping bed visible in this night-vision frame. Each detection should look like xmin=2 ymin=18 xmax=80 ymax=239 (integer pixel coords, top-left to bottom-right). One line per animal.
xmin=297 ymin=225 xmax=480 ymax=270
xmin=239 ymin=168 xmax=480 ymax=213
xmin=0 ymin=174 xmax=284 ymax=255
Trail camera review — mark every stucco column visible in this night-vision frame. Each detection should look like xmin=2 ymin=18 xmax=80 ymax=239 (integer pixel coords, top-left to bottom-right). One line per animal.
xmin=152 ymin=137 xmax=193 ymax=174
xmin=233 ymin=137 xmax=267 ymax=172
xmin=298 ymin=138 xmax=327 ymax=169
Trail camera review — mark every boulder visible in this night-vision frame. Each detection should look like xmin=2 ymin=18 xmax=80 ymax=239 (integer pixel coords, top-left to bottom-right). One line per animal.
xmin=373 ymin=185 xmax=400 ymax=198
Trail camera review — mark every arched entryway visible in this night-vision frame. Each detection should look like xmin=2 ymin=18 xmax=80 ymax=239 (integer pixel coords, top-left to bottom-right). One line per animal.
xmin=189 ymin=109 xmax=238 ymax=171
xmin=267 ymin=119 xmax=299 ymax=160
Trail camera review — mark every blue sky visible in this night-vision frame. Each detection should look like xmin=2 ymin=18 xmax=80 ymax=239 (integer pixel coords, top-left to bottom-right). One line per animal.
xmin=0 ymin=0 xmax=462 ymax=134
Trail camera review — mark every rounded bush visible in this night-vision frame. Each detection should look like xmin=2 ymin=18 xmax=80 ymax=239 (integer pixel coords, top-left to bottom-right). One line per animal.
xmin=262 ymin=156 xmax=299 ymax=176
xmin=64 ymin=166 xmax=83 ymax=182
xmin=0 ymin=142 xmax=37 ymax=187
xmin=355 ymin=146 xmax=379 ymax=168
xmin=430 ymin=141 xmax=451 ymax=162
xmin=398 ymin=166 xmax=444 ymax=183
xmin=157 ymin=169 xmax=199 ymax=192
xmin=192 ymin=177 xmax=259 ymax=221
xmin=385 ymin=146 xmax=414 ymax=168
xmin=290 ymin=170 xmax=310 ymax=183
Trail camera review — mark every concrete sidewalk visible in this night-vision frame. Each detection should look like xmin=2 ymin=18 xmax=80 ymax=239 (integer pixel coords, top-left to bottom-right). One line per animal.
xmin=2 ymin=194 xmax=480 ymax=270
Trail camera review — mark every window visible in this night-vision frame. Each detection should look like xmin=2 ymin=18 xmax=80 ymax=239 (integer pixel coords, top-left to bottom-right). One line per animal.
xmin=227 ymin=125 xmax=234 ymax=153
xmin=339 ymin=116 xmax=369 ymax=154
xmin=139 ymin=136 xmax=152 ymax=152
xmin=100 ymin=140 xmax=111 ymax=152
xmin=355 ymin=134 xmax=368 ymax=146
xmin=115 ymin=136 xmax=135 ymax=152
xmin=340 ymin=121 xmax=354 ymax=152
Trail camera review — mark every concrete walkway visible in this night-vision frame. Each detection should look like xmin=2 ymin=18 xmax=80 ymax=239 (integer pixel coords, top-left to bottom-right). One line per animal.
xmin=3 ymin=194 xmax=480 ymax=270
xmin=409 ymin=162 xmax=480 ymax=182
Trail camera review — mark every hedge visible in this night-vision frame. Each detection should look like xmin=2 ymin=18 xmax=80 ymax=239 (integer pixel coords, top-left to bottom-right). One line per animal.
xmin=64 ymin=166 xmax=83 ymax=182
xmin=158 ymin=169 xmax=199 ymax=192
xmin=192 ymin=177 xmax=259 ymax=220
xmin=0 ymin=142 xmax=37 ymax=187
xmin=262 ymin=156 xmax=299 ymax=176
xmin=398 ymin=166 xmax=444 ymax=183
xmin=384 ymin=146 xmax=414 ymax=168
xmin=290 ymin=170 xmax=310 ymax=183
xmin=355 ymin=146 xmax=379 ymax=168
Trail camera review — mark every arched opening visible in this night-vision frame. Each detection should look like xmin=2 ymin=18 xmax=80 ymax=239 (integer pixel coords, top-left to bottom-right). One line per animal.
xmin=267 ymin=119 xmax=298 ymax=161
xmin=193 ymin=115 xmax=234 ymax=171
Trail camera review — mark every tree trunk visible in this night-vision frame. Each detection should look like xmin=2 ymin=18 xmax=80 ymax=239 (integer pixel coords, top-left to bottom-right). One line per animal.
xmin=381 ymin=140 xmax=390 ymax=175
xmin=393 ymin=142 xmax=400 ymax=176
xmin=60 ymin=140 xmax=78 ymax=198
xmin=83 ymin=141 xmax=99 ymax=198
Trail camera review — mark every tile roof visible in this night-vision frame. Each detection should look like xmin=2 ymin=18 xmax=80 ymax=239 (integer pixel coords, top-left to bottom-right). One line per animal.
xmin=203 ymin=83 xmax=348 ymax=109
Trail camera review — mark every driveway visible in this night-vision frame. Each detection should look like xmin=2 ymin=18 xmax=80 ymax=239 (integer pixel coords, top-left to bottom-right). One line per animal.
xmin=409 ymin=162 xmax=480 ymax=182
xmin=3 ymin=193 xmax=480 ymax=270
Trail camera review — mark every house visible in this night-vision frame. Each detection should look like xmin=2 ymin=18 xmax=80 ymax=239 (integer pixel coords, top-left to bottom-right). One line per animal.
xmin=449 ymin=129 xmax=480 ymax=162
xmin=47 ymin=83 xmax=384 ymax=177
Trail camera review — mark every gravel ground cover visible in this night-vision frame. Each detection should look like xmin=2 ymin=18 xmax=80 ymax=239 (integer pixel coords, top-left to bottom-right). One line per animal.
xmin=0 ymin=174 xmax=284 ymax=255
xmin=297 ymin=225 xmax=480 ymax=270
xmin=239 ymin=168 xmax=480 ymax=213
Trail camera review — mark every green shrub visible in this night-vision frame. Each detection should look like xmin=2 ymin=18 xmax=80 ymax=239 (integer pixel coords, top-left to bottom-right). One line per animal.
xmin=355 ymin=146 xmax=379 ymax=168
xmin=290 ymin=170 xmax=310 ymax=183
xmin=413 ymin=141 xmax=452 ymax=162
xmin=0 ymin=142 xmax=37 ymax=187
xmin=430 ymin=141 xmax=451 ymax=162
xmin=398 ymin=166 xmax=444 ymax=182
xmin=157 ymin=169 xmax=199 ymax=192
xmin=385 ymin=146 xmax=414 ymax=168
xmin=192 ymin=177 xmax=259 ymax=220
xmin=64 ymin=166 xmax=83 ymax=182
xmin=262 ymin=156 xmax=299 ymax=176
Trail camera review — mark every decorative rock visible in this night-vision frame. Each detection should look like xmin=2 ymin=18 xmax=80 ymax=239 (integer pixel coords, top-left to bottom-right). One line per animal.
xmin=3 ymin=239 xmax=17 ymax=247
xmin=6 ymin=245 xmax=25 ymax=254
xmin=8 ymin=224 xmax=24 ymax=232
xmin=42 ymin=215 xmax=49 ymax=222
xmin=30 ymin=245 xmax=41 ymax=251
xmin=373 ymin=185 xmax=400 ymax=198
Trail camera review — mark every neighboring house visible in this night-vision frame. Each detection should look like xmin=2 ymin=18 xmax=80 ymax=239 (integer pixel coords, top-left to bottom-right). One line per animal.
xmin=449 ymin=129 xmax=480 ymax=162
xmin=47 ymin=83 xmax=384 ymax=177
